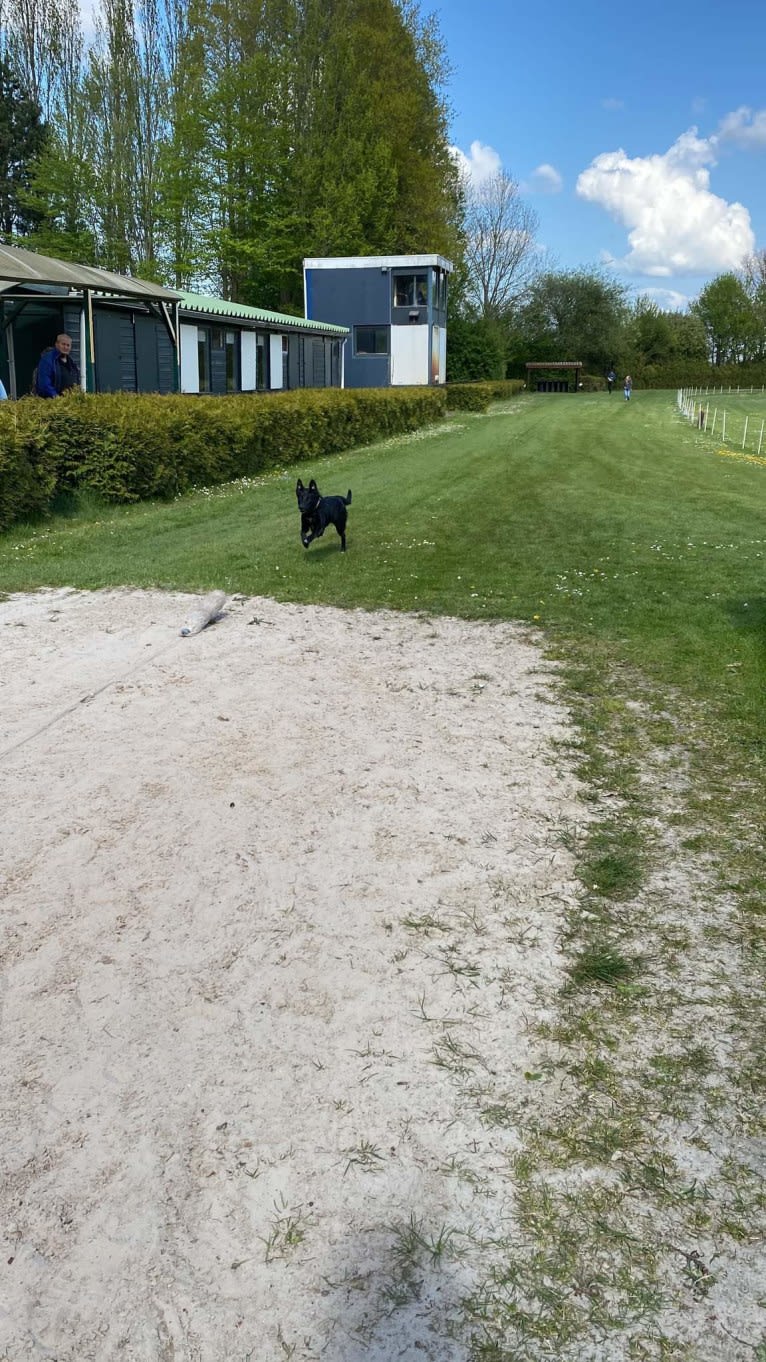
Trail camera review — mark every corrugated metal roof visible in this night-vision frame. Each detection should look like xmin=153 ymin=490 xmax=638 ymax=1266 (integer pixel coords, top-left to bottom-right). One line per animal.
xmin=0 ymin=242 xmax=181 ymax=300
xmin=525 ymin=361 xmax=583 ymax=369
xmin=179 ymin=291 xmax=348 ymax=335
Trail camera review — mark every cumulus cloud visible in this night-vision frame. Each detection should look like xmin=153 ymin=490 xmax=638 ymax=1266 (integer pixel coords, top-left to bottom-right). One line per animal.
xmin=450 ymin=140 xmax=502 ymax=187
xmin=716 ymin=106 xmax=766 ymax=149
xmin=602 ymin=98 xmax=625 ymax=112
xmin=528 ymin=163 xmax=563 ymax=194
xmin=641 ymin=287 xmax=691 ymax=312
xmin=576 ymin=128 xmax=754 ymax=276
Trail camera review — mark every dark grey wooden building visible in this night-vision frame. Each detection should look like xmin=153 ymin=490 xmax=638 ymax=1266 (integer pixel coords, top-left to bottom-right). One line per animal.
xmin=0 ymin=243 xmax=347 ymax=399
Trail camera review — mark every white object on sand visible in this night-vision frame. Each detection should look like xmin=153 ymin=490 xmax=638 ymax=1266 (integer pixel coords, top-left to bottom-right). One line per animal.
xmin=180 ymin=590 xmax=227 ymax=637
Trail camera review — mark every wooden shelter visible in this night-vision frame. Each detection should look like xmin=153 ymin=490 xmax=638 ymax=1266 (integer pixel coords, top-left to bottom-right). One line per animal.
xmin=525 ymin=361 xmax=583 ymax=392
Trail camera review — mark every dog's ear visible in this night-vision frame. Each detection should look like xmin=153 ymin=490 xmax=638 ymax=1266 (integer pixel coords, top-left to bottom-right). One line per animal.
xmin=296 ymin=479 xmax=304 ymax=492
xmin=309 ymin=479 xmax=318 ymax=491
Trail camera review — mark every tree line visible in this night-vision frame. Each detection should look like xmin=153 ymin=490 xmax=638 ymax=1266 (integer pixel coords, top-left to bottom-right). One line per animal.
xmin=1 ymin=0 xmax=764 ymax=368
xmin=449 ymin=168 xmax=766 ymax=382
xmin=0 ymin=0 xmax=461 ymax=311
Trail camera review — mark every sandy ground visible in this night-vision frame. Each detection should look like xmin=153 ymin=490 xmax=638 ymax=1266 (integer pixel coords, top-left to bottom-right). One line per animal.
xmin=0 ymin=587 xmax=586 ymax=1361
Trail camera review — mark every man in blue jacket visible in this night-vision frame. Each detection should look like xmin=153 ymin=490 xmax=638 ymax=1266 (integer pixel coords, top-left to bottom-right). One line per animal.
xmin=35 ymin=334 xmax=81 ymax=397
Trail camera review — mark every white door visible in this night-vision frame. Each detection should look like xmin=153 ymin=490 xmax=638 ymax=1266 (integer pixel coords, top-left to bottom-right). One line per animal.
xmin=390 ymin=325 xmax=428 ymax=385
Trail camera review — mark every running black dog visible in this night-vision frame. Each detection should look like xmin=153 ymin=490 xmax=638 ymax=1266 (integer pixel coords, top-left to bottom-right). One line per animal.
xmin=296 ymin=478 xmax=352 ymax=552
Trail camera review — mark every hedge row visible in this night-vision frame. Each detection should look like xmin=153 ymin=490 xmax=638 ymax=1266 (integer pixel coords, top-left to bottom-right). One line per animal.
xmin=0 ymin=385 xmax=447 ymax=532
xmin=445 ymin=379 xmax=526 ymax=411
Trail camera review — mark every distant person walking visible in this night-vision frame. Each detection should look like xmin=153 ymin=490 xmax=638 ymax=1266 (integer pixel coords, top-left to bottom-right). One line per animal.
xmin=607 ymin=368 xmax=616 ymax=394
xmin=623 ymin=374 xmax=632 ymax=401
xmin=34 ymin=334 xmax=81 ymax=398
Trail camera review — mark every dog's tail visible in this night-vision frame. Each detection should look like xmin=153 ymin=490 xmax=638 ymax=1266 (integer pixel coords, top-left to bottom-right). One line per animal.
xmin=343 ymin=490 xmax=352 ymax=505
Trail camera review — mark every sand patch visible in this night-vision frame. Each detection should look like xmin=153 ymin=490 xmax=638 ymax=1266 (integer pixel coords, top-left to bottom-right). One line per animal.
xmin=0 ymin=588 xmax=584 ymax=1361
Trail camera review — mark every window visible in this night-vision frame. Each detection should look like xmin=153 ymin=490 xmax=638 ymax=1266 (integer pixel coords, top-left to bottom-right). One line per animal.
xmin=394 ymin=274 xmax=428 ymax=308
xmin=282 ymin=335 xmax=289 ymax=389
xmin=256 ymin=333 xmax=268 ymax=390
xmin=354 ymin=325 xmax=389 ymax=355
xmin=197 ymin=329 xmax=210 ymax=392
xmin=225 ymin=330 xmax=239 ymax=392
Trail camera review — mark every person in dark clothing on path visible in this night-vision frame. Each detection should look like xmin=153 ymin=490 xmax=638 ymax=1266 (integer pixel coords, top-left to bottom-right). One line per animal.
xmin=606 ymin=368 xmax=616 ymax=394
xmin=35 ymin=334 xmax=81 ymax=397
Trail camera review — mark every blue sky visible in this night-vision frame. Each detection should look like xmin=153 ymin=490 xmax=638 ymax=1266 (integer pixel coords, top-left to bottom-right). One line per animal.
xmin=437 ymin=0 xmax=766 ymax=311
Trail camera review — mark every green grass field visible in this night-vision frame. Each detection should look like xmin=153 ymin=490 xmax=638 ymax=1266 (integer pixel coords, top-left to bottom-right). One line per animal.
xmin=3 ymin=388 xmax=765 ymax=749
xmin=3 ymin=388 xmax=765 ymax=1355
xmin=684 ymin=384 xmax=766 ymax=455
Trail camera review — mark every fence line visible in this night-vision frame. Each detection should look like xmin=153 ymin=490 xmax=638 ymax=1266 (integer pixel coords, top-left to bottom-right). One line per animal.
xmin=676 ymin=386 xmax=766 ymax=458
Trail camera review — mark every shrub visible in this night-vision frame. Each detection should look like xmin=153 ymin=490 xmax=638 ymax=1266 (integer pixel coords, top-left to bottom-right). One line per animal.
xmin=445 ymin=379 xmax=525 ymax=411
xmin=0 ymin=406 xmax=58 ymax=531
xmin=445 ymin=316 xmax=507 ymax=382
xmin=0 ymin=386 xmax=448 ymax=528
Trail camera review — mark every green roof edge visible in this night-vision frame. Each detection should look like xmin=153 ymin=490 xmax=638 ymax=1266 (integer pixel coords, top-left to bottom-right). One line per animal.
xmin=179 ymin=292 xmax=347 ymax=335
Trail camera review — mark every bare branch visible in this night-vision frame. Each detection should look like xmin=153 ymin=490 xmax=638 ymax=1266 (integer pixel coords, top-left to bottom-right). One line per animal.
xmin=462 ymin=170 xmax=539 ymax=319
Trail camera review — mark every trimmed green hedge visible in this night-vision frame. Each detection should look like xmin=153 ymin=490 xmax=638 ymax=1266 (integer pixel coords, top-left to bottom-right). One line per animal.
xmin=0 ymin=386 xmax=447 ymax=531
xmin=0 ymin=406 xmax=58 ymax=531
xmin=633 ymin=361 xmax=766 ymax=389
xmin=445 ymin=379 xmax=526 ymax=411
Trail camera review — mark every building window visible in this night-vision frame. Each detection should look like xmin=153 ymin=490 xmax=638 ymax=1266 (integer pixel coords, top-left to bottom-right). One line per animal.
xmin=256 ymin=333 xmax=268 ymax=390
xmin=282 ymin=335 xmax=289 ymax=389
xmin=197 ymin=329 xmax=210 ymax=392
xmin=225 ymin=330 xmax=239 ymax=392
xmin=354 ymin=325 xmax=389 ymax=355
xmin=394 ymin=274 xmax=428 ymax=308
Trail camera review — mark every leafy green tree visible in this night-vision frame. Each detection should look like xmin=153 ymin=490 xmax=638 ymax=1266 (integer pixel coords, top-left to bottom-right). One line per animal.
xmin=516 ymin=269 xmax=629 ymax=373
xmin=0 ymin=56 xmax=48 ymax=236
xmin=629 ymin=296 xmax=675 ymax=367
xmin=664 ymin=310 xmax=707 ymax=363
xmin=446 ymin=314 xmax=506 ymax=381
xmin=691 ymin=273 xmax=757 ymax=365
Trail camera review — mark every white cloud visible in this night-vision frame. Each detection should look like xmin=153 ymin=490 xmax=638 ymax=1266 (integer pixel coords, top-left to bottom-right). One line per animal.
xmin=640 ymin=287 xmax=691 ymax=312
xmin=529 ymin=163 xmax=563 ymax=194
xmin=716 ymin=106 xmax=766 ymax=149
xmin=602 ymin=98 xmax=625 ymax=112
xmin=450 ymin=140 xmax=502 ymax=187
xmin=576 ymin=128 xmax=754 ymax=276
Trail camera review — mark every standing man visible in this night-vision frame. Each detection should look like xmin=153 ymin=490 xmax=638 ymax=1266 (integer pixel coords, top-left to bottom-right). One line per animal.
xmin=606 ymin=367 xmax=616 ymax=394
xmin=34 ymin=334 xmax=81 ymax=397
xmin=623 ymin=374 xmax=632 ymax=401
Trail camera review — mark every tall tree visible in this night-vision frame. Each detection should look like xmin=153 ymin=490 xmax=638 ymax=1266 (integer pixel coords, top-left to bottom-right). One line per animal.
xmin=691 ymin=273 xmax=757 ymax=365
xmin=461 ymin=169 xmax=538 ymax=320
xmin=0 ymin=55 xmax=47 ymax=237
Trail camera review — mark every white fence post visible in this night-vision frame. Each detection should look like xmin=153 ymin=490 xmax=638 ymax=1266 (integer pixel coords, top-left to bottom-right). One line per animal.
xmin=759 ymin=421 xmax=765 ymax=456
xmin=742 ymin=415 xmax=749 ymax=449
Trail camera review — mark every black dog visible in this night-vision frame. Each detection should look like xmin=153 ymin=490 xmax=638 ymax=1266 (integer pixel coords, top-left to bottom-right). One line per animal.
xmin=296 ymin=478 xmax=352 ymax=552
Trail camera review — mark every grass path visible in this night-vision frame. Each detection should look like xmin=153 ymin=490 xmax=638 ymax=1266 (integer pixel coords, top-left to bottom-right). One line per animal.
xmin=1 ymin=390 xmax=765 ymax=1357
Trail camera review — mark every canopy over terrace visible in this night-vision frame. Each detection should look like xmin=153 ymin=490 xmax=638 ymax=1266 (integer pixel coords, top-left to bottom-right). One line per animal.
xmin=0 ymin=242 xmax=181 ymax=396
xmin=525 ymin=360 xmax=583 ymax=392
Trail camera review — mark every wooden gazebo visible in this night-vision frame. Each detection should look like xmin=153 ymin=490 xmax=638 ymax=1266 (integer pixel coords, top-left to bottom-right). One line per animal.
xmin=525 ymin=361 xmax=583 ymax=392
